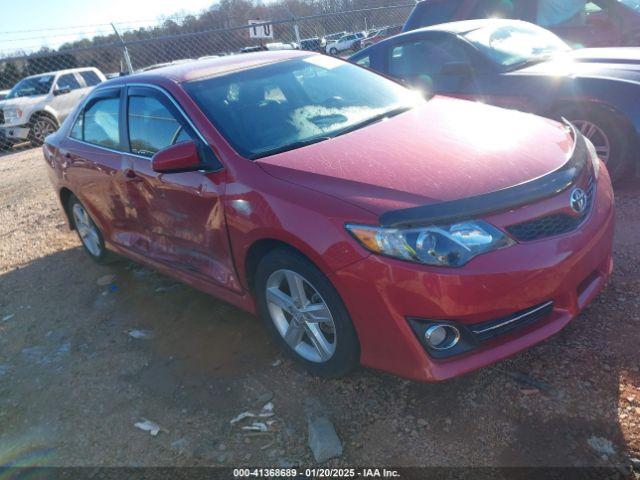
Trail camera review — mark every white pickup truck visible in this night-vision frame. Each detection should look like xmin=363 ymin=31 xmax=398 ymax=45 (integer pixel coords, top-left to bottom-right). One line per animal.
xmin=0 ymin=67 xmax=105 ymax=146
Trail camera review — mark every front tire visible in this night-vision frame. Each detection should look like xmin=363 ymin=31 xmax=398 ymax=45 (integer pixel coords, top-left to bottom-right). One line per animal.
xmin=255 ymin=249 xmax=360 ymax=378
xmin=329 ymin=47 xmax=338 ymax=56
xmin=68 ymin=195 xmax=110 ymax=264
xmin=28 ymin=115 xmax=58 ymax=146
xmin=554 ymin=105 xmax=631 ymax=182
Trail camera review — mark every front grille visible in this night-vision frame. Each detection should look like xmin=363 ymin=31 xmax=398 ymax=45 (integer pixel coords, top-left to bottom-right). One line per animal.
xmin=470 ymin=301 xmax=554 ymax=342
xmin=506 ymin=174 xmax=595 ymax=242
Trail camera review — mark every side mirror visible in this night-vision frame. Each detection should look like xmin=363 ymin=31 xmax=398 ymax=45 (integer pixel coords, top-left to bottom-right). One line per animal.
xmin=151 ymin=140 xmax=202 ymax=174
xmin=54 ymin=86 xmax=71 ymax=96
xmin=441 ymin=61 xmax=473 ymax=76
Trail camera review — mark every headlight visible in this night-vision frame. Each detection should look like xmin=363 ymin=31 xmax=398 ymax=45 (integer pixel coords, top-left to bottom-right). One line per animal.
xmin=3 ymin=108 xmax=22 ymax=123
xmin=584 ymin=136 xmax=600 ymax=179
xmin=346 ymin=220 xmax=515 ymax=267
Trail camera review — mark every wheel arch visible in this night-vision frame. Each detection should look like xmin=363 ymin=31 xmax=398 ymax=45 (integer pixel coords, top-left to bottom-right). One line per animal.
xmin=28 ymin=108 xmax=59 ymax=126
xmin=547 ymin=98 xmax=640 ymax=166
xmin=59 ymin=187 xmax=76 ymax=230
xmin=243 ymin=237 xmax=330 ymax=295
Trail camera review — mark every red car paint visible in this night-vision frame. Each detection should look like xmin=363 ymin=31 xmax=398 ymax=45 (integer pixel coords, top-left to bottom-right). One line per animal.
xmin=43 ymin=51 xmax=615 ymax=382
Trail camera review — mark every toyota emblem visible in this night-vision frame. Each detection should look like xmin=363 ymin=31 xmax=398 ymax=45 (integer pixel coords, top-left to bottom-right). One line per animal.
xmin=570 ymin=188 xmax=588 ymax=214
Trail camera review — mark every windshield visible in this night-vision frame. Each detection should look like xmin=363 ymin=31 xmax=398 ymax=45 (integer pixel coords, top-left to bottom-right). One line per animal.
xmin=6 ymin=75 xmax=54 ymax=99
xmin=464 ymin=23 xmax=571 ymax=69
xmin=619 ymin=0 xmax=640 ymax=10
xmin=184 ymin=55 xmax=421 ymax=159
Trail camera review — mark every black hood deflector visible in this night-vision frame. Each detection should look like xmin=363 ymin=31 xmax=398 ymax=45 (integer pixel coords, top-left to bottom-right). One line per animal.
xmin=379 ymin=122 xmax=587 ymax=228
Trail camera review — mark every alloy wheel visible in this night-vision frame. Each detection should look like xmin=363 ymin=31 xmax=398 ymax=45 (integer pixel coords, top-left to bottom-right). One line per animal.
xmin=572 ymin=119 xmax=611 ymax=164
xmin=32 ymin=118 xmax=56 ymax=143
xmin=72 ymin=203 xmax=102 ymax=257
xmin=265 ymin=269 xmax=337 ymax=363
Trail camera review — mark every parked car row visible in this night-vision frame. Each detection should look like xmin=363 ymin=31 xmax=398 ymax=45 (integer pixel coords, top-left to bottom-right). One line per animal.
xmin=43 ymin=49 xmax=615 ymax=382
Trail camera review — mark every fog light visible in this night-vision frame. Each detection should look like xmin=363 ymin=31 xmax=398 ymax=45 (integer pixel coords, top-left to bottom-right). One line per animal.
xmin=424 ymin=324 xmax=460 ymax=350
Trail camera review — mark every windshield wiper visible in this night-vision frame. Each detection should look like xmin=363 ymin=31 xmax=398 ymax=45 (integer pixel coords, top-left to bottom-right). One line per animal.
xmin=249 ymin=136 xmax=332 ymax=160
xmin=248 ymin=106 xmax=412 ymax=159
xmin=331 ymin=106 xmax=412 ymax=138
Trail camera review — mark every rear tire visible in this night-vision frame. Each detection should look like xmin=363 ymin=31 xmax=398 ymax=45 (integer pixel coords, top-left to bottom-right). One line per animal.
xmin=553 ymin=105 xmax=631 ymax=183
xmin=255 ymin=249 xmax=360 ymax=378
xmin=68 ymin=195 xmax=111 ymax=264
xmin=329 ymin=47 xmax=338 ymax=56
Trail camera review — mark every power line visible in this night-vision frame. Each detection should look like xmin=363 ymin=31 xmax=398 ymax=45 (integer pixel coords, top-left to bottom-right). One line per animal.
xmin=0 ymin=12 xmax=209 ymax=36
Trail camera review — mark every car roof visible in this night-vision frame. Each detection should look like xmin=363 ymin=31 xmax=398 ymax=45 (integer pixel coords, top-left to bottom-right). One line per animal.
xmin=23 ymin=66 xmax=100 ymax=79
xmin=104 ymin=50 xmax=313 ymax=86
xmin=412 ymin=18 xmax=531 ymax=35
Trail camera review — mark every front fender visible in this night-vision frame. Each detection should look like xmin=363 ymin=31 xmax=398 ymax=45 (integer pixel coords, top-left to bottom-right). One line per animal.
xmin=223 ymin=166 xmax=375 ymax=290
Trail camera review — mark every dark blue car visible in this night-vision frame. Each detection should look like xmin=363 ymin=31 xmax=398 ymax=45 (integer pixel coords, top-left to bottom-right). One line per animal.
xmin=350 ymin=19 xmax=640 ymax=180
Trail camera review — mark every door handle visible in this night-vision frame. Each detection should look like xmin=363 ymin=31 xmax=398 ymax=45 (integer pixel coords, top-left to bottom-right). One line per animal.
xmin=123 ymin=168 xmax=142 ymax=182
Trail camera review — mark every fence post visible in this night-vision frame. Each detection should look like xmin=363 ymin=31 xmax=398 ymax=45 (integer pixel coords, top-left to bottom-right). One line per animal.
xmin=111 ymin=23 xmax=134 ymax=75
xmin=293 ymin=18 xmax=301 ymax=47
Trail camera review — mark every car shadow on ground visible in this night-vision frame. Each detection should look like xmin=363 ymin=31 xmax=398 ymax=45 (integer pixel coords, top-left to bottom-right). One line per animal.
xmin=0 ymin=236 xmax=637 ymax=469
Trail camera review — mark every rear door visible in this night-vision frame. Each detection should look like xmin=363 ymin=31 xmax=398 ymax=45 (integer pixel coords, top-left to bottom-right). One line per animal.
xmin=121 ymin=86 xmax=238 ymax=291
xmin=61 ymin=88 xmax=133 ymax=242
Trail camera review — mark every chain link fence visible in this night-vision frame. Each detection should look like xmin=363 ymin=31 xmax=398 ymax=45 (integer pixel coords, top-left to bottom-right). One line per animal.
xmin=0 ymin=4 xmax=413 ymax=150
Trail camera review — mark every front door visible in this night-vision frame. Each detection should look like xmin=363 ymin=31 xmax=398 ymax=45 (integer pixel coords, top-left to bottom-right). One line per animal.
xmin=121 ymin=86 xmax=239 ymax=292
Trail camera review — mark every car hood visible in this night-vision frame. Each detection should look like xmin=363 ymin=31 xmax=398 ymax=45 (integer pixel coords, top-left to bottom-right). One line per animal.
xmin=0 ymin=95 xmax=47 ymax=110
xmin=512 ymin=48 xmax=640 ymax=82
xmin=257 ymin=97 xmax=574 ymax=215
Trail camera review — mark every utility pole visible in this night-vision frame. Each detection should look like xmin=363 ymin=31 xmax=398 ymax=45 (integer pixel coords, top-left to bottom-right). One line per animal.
xmin=111 ymin=23 xmax=134 ymax=75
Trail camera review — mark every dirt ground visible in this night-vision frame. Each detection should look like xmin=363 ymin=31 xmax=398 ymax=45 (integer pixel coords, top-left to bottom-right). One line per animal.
xmin=0 ymin=147 xmax=639 ymax=472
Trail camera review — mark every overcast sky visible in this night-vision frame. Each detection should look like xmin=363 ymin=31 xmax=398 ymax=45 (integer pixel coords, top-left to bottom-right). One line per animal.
xmin=0 ymin=0 xmax=217 ymax=54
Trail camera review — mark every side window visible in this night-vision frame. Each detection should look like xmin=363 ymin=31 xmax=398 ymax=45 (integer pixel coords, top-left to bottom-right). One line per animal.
xmin=128 ymin=95 xmax=192 ymax=157
xmin=56 ymin=73 xmax=82 ymax=91
xmin=83 ymin=97 xmax=120 ymax=148
xmin=70 ymin=112 xmax=83 ymax=140
xmin=355 ymin=55 xmax=371 ymax=69
xmin=388 ymin=37 xmax=470 ymax=80
xmin=79 ymin=71 xmax=102 ymax=87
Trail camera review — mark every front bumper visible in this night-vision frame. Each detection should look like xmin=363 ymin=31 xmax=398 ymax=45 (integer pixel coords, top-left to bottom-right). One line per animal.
xmin=330 ymin=168 xmax=615 ymax=382
xmin=0 ymin=125 xmax=30 ymax=140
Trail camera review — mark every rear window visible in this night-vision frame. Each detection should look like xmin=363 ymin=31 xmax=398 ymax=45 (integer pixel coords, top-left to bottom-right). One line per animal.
xmin=403 ymin=0 xmax=464 ymax=31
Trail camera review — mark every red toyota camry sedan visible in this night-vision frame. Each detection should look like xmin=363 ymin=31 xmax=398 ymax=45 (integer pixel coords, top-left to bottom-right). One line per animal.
xmin=43 ymin=51 xmax=614 ymax=382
